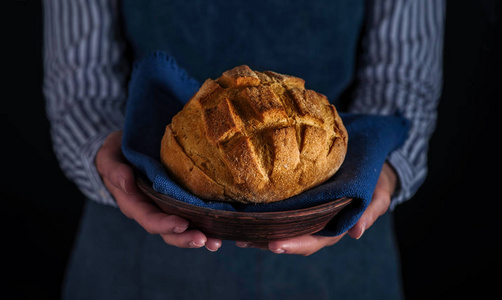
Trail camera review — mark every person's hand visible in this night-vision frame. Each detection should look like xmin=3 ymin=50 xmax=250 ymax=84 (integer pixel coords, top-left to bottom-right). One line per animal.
xmin=236 ymin=162 xmax=398 ymax=256
xmin=95 ymin=130 xmax=222 ymax=252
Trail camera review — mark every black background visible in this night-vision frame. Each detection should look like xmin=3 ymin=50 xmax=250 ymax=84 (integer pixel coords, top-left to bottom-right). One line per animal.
xmin=3 ymin=0 xmax=501 ymax=299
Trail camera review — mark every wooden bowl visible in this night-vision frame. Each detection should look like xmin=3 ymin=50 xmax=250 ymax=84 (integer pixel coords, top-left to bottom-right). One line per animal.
xmin=137 ymin=176 xmax=352 ymax=242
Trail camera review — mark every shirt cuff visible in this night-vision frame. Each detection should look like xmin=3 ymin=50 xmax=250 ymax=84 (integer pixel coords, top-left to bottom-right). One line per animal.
xmin=386 ymin=149 xmax=425 ymax=211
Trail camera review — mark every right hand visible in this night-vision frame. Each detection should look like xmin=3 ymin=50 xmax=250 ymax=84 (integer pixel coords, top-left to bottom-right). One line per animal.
xmin=95 ymin=131 xmax=222 ymax=251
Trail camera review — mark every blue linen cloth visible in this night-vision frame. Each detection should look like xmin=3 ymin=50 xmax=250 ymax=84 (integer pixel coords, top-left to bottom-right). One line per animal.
xmin=122 ymin=51 xmax=410 ymax=236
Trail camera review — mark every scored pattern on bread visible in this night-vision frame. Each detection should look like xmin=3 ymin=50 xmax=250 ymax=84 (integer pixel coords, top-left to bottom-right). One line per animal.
xmin=160 ymin=65 xmax=348 ymax=203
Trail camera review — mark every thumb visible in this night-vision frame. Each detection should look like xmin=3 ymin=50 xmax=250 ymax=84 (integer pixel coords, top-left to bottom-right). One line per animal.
xmin=348 ymin=163 xmax=396 ymax=239
xmin=95 ymin=130 xmax=137 ymax=194
xmin=347 ymin=190 xmax=390 ymax=239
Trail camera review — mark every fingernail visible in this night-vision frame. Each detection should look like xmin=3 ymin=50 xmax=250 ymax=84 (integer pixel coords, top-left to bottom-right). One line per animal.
xmin=236 ymin=242 xmax=252 ymax=248
xmin=119 ymin=176 xmax=127 ymax=192
xmin=206 ymin=240 xmax=222 ymax=252
xmin=189 ymin=241 xmax=205 ymax=248
xmin=173 ymin=226 xmax=188 ymax=234
xmin=356 ymin=223 xmax=366 ymax=240
xmin=206 ymin=246 xmax=219 ymax=252
xmin=271 ymin=248 xmax=285 ymax=254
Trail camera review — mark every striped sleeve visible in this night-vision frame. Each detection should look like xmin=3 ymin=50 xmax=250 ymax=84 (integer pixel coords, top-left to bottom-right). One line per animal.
xmin=349 ymin=0 xmax=446 ymax=209
xmin=42 ymin=0 xmax=130 ymax=206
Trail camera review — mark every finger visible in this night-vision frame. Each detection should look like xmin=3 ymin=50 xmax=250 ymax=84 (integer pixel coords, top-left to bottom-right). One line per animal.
xmin=96 ymin=132 xmax=139 ymax=195
xmin=235 ymin=241 xmax=267 ymax=250
xmin=205 ymin=238 xmax=223 ymax=252
xmin=104 ymin=177 xmax=189 ymax=235
xmin=106 ymin=178 xmax=211 ymax=249
xmin=347 ymin=183 xmax=391 ymax=240
xmin=236 ymin=234 xmax=342 ymax=255
xmin=232 ymin=236 xmax=344 ymax=254
xmin=265 ymin=234 xmax=344 ymax=256
xmin=348 ymin=163 xmax=395 ymax=239
xmin=160 ymin=229 xmax=208 ymax=249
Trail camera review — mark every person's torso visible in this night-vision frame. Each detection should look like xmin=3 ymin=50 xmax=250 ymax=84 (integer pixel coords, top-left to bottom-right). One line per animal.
xmin=121 ymin=0 xmax=365 ymax=105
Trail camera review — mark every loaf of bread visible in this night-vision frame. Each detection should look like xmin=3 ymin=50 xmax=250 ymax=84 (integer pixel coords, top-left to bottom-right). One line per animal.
xmin=160 ymin=65 xmax=348 ymax=204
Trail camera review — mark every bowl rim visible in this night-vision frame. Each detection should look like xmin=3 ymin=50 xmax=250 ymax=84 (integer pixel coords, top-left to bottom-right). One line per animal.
xmin=136 ymin=174 xmax=353 ymax=220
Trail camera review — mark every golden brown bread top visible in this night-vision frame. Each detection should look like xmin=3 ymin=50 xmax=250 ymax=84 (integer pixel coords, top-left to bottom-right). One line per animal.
xmin=160 ymin=65 xmax=348 ymax=204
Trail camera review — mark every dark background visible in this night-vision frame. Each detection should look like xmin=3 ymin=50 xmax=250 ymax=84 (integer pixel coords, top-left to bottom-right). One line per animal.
xmin=3 ymin=0 xmax=500 ymax=299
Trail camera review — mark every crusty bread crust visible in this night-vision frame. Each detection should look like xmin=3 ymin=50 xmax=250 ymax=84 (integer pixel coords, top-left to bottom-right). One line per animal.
xmin=160 ymin=65 xmax=348 ymax=203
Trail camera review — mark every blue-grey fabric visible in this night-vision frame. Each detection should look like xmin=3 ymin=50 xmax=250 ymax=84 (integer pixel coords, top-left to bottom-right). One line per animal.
xmin=63 ymin=199 xmax=404 ymax=300
xmin=121 ymin=51 xmax=409 ymax=236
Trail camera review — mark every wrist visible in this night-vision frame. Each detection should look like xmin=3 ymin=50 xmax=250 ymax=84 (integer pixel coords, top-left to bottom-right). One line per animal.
xmin=382 ymin=162 xmax=398 ymax=197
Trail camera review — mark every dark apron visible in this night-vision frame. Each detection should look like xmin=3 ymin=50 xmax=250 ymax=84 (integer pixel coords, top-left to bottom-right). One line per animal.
xmin=121 ymin=0 xmax=365 ymax=106
xmin=63 ymin=1 xmax=404 ymax=299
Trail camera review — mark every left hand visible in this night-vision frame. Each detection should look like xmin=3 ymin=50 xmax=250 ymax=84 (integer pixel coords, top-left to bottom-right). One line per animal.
xmin=235 ymin=162 xmax=398 ymax=256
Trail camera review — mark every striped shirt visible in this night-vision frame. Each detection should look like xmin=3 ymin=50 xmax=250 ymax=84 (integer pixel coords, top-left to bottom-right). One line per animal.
xmin=42 ymin=0 xmax=445 ymax=210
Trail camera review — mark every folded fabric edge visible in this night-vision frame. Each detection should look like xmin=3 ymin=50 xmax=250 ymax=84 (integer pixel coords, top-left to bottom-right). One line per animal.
xmin=127 ymin=113 xmax=409 ymax=211
xmin=316 ymin=197 xmax=366 ymax=236
xmin=129 ymin=50 xmax=201 ymax=104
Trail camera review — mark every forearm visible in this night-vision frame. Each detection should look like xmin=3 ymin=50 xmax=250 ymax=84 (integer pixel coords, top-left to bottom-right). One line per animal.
xmin=42 ymin=0 xmax=130 ymax=205
xmin=349 ymin=0 xmax=446 ymax=208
